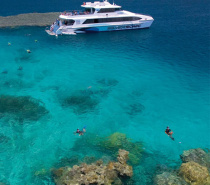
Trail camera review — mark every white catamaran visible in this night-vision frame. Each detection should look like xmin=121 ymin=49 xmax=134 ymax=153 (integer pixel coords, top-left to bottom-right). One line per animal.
xmin=46 ymin=0 xmax=154 ymax=35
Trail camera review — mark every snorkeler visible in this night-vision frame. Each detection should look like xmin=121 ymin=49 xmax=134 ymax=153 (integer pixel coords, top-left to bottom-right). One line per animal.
xmin=165 ymin=126 xmax=175 ymax=141
xmin=74 ymin=126 xmax=86 ymax=136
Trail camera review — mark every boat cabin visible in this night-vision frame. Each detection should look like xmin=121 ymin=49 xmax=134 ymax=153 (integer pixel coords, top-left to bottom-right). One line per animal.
xmin=82 ymin=0 xmax=122 ymax=14
xmin=60 ymin=0 xmax=122 ymax=18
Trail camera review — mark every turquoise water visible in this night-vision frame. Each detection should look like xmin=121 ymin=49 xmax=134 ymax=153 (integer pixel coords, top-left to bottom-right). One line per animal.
xmin=0 ymin=0 xmax=210 ymax=184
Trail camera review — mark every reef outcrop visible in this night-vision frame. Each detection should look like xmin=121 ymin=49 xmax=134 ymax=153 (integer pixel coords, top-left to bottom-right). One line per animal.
xmin=155 ymin=148 xmax=210 ymax=185
xmin=52 ymin=149 xmax=133 ymax=185
xmin=101 ymin=132 xmax=143 ymax=165
xmin=179 ymin=161 xmax=210 ymax=185
xmin=180 ymin=148 xmax=210 ymax=169
xmin=71 ymin=132 xmax=143 ymax=165
xmin=155 ymin=172 xmax=187 ymax=185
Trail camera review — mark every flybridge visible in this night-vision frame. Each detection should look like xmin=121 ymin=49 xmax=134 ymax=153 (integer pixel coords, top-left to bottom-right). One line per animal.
xmin=81 ymin=0 xmax=121 ymax=9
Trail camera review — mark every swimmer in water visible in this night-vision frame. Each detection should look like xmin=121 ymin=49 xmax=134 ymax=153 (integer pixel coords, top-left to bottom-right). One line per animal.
xmin=27 ymin=50 xmax=31 ymax=53
xmin=165 ymin=126 xmax=175 ymax=141
xmin=74 ymin=126 xmax=86 ymax=136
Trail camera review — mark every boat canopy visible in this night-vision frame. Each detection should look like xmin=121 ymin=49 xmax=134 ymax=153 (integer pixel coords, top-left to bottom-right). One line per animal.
xmin=81 ymin=0 xmax=121 ymax=9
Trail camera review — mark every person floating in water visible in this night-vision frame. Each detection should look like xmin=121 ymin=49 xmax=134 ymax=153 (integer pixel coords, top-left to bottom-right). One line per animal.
xmin=74 ymin=126 xmax=86 ymax=136
xmin=165 ymin=126 xmax=175 ymax=141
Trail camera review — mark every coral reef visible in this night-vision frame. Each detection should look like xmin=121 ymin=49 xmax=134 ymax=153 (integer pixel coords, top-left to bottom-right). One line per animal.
xmin=180 ymin=148 xmax=210 ymax=169
xmin=61 ymin=87 xmax=105 ymax=115
xmin=101 ymin=132 xmax=143 ymax=165
xmin=33 ymin=168 xmax=54 ymax=184
xmin=60 ymin=78 xmax=119 ymax=114
xmin=0 ymin=95 xmax=48 ymax=121
xmin=52 ymin=149 xmax=133 ymax=185
xmin=179 ymin=161 xmax=210 ymax=185
xmin=126 ymin=103 xmax=145 ymax=116
xmin=64 ymin=95 xmax=99 ymax=114
xmin=155 ymin=148 xmax=210 ymax=185
xmin=83 ymin=156 xmax=97 ymax=164
xmin=34 ymin=168 xmax=48 ymax=176
xmin=71 ymin=132 xmax=143 ymax=165
xmin=58 ymin=156 xmax=80 ymax=168
xmin=2 ymin=79 xmax=33 ymax=89
xmin=155 ymin=172 xmax=187 ymax=185
xmin=102 ymin=132 xmax=129 ymax=149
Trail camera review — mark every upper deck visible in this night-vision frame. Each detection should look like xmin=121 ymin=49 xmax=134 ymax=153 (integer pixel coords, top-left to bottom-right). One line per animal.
xmin=81 ymin=0 xmax=121 ymax=9
xmin=58 ymin=0 xmax=153 ymax=21
xmin=59 ymin=0 xmax=122 ymax=19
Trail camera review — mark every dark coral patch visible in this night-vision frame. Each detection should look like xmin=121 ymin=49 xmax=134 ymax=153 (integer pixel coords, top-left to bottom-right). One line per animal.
xmin=63 ymin=94 xmax=99 ymax=114
xmin=0 ymin=95 xmax=48 ymax=121
xmin=126 ymin=103 xmax=145 ymax=116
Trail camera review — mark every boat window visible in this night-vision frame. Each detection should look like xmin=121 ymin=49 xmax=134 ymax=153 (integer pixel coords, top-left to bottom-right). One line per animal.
xmin=63 ymin=19 xmax=75 ymax=25
xmin=94 ymin=19 xmax=99 ymax=23
xmin=98 ymin=8 xmax=115 ymax=13
xmin=85 ymin=8 xmax=95 ymax=13
xmin=85 ymin=8 xmax=91 ymax=13
xmin=83 ymin=17 xmax=141 ymax=24
xmin=132 ymin=17 xmax=141 ymax=21
xmin=115 ymin=8 xmax=121 ymax=11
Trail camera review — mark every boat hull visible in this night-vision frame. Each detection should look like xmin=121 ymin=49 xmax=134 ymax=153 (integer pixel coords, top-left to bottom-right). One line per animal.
xmin=57 ymin=20 xmax=154 ymax=34
xmin=86 ymin=20 xmax=153 ymax=32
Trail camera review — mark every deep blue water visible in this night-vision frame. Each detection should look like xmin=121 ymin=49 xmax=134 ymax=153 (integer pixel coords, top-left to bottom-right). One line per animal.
xmin=0 ymin=0 xmax=210 ymax=184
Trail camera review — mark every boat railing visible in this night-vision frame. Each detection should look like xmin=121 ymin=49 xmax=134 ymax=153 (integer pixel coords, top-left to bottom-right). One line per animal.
xmin=60 ymin=10 xmax=94 ymax=16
